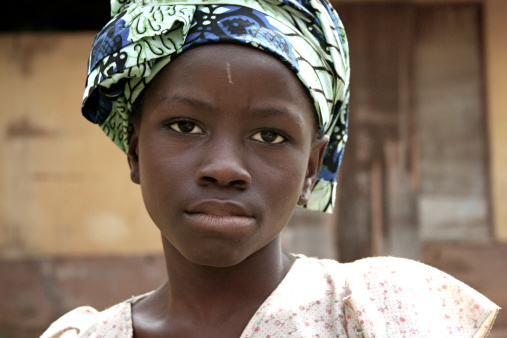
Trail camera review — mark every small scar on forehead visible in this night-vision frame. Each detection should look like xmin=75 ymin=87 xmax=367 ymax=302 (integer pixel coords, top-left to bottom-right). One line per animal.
xmin=226 ymin=62 xmax=233 ymax=85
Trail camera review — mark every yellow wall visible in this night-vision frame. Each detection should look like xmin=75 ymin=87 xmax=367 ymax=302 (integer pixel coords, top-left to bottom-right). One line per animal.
xmin=485 ymin=0 xmax=507 ymax=241
xmin=0 ymin=33 xmax=161 ymax=258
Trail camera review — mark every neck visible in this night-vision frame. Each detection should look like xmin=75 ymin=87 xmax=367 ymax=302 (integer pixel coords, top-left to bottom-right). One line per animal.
xmin=161 ymin=234 xmax=295 ymax=320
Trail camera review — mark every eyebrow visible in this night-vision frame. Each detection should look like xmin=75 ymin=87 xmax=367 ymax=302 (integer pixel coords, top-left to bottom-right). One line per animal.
xmin=156 ymin=94 xmax=214 ymax=111
xmin=155 ymin=94 xmax=305 ymax=126
xmin=250 ymin=106 xmax=304 ymax=126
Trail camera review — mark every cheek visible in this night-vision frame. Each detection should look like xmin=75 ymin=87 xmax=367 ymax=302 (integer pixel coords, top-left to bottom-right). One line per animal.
xmin=138 ymin=129 xmax=195 ymax=185
xmin=139 ymin=157 xmax=172 ymax=226
xmin=255 ymin=152 xmax=308 ymax=218
xmin=138 ymin=144 xmax=194 ymax=218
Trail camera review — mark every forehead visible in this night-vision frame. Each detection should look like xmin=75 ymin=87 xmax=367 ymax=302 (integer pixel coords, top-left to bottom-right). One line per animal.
xmin=139 ymin=44 xmax=317 ymax=129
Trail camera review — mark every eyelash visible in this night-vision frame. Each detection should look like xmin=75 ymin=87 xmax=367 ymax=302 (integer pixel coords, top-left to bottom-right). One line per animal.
xmin=251 ymin=129 xmax=288 ymax=144
xmin=164 ymin=119 xmax=289 ymax=144
xmin=165 ymin=119 xmax=204 ymax=135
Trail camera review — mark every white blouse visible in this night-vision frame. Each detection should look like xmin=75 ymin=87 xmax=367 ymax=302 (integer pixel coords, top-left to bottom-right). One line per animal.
xmin=41 ymin=255 xmax=499 ymax=337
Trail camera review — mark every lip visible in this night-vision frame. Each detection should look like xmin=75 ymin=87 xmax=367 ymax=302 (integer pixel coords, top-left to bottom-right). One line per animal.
xmin=186 ymin=200 xmax=253 ymax=217
xmin=184 ymin=200 xmax=255 ymax=236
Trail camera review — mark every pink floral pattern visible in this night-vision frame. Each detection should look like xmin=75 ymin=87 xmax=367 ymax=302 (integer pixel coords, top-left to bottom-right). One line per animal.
xmin=41 ymin=256 xmax=499 ymax=338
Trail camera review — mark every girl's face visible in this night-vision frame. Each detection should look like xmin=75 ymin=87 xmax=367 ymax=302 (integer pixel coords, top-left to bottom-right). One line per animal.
xmin=129 ymin=44 xmax=328 ymax=267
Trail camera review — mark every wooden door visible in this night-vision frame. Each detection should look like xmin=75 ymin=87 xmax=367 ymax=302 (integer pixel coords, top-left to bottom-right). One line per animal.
xmin=333 ymin=3 xmax=490 ymax=262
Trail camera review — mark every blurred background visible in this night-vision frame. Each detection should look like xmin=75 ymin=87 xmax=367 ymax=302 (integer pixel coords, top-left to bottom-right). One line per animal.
xmin=0 ymin=0 xmax=506 ymax=337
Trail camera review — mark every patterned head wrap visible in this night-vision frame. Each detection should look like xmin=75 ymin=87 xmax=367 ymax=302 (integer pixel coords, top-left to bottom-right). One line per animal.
xmin=83 ymin=0 xmax=350 ymax=213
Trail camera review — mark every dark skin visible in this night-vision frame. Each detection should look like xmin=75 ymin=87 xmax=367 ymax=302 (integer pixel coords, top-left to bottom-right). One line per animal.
xmin=127 ymin=44 xmax=329 ymax=337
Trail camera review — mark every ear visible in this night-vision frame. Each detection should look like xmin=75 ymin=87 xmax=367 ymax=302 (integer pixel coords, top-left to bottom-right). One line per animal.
xmin=297 ymin=135 xmax=329 ymax=206
xmin=127 ymin=123 xmax=141 ymax=185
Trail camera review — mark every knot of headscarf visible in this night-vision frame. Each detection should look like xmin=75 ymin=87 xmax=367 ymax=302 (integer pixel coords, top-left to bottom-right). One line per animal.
xmin=83 ymin=0 xmax=350 ymax=213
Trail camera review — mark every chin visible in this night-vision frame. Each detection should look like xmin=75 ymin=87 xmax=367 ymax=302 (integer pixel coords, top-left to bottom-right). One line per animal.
xmin=181 ymin=244 xmax=253 ymax=268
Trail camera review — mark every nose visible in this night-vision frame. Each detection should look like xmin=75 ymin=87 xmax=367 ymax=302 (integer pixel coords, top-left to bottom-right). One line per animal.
xmin=195 ymin=138 xmax=252 ymax=190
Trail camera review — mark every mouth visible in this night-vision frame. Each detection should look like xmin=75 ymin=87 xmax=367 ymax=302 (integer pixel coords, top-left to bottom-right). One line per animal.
xmin=186 ymin=200 xmax=253 ymax=217
xmin=185 ymin=200 xmax=255 ymax=235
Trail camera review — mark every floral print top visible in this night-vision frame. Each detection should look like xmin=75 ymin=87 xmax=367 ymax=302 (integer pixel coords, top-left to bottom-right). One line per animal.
xmin=41 ymin=255 xmax=499 ymax=338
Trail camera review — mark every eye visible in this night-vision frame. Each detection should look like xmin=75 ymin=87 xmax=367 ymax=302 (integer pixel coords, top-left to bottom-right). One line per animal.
xmin=251 ymin=130 xmax=286 ymax=144
xmin=168 ymin=121 xmax=204 ymax=134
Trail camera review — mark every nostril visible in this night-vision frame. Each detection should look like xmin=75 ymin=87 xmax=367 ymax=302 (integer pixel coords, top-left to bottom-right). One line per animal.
xmin=196 ymin=171 xmax=251 ymax=189
xmin=194 ymin=151 xmax=252 ymax=189
xmin=201 ymin=176 xmax=218 ymax=184
xmin=231 ymin=179 xmax=247 ymax=188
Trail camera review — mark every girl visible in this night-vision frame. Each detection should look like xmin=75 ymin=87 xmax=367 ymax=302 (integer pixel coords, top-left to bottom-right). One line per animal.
xmin=42 ymin=0 xmax=498 ymax=336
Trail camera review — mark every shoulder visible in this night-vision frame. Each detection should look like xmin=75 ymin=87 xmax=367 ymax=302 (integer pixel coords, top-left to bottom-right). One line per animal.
xmin=344 ymin=256 xmax=499 ymax=337
xmin=39 ymin=294 xmax=147 ymax=338
xmin=288 ymin=255 xmax=499 ymax=337
xmin=342 ymin=255 xmax=495 ymax=309
xmin=40 ymin=306 xmax=100 ymax=338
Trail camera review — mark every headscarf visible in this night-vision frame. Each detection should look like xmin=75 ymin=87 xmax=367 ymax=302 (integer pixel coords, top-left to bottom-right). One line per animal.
xmin=83 ymin=0 xmax=350 ymax=213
